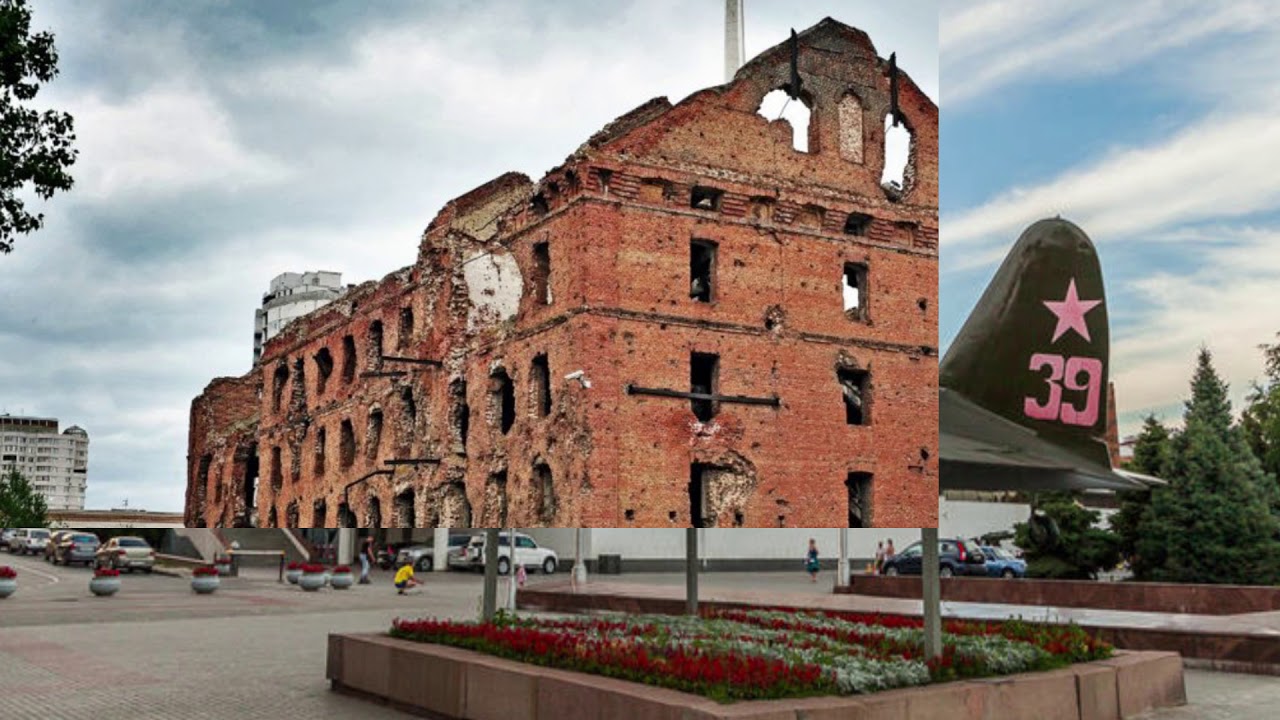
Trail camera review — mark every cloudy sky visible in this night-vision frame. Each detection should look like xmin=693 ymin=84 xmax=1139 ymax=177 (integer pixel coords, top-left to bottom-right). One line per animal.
xmin=0 ymin=1 xmax=937 ymax=512
xmin=941 ymin=0 xmax=1280 ymax=440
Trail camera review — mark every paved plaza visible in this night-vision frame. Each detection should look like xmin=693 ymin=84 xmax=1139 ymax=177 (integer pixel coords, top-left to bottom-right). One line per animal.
xmin=0 ymin=556 xmax=1276 ymax=719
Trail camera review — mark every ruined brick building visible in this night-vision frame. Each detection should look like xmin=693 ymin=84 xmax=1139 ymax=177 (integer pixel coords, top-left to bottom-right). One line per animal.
xmin=185 ymin=19 xmax=939 ymax=529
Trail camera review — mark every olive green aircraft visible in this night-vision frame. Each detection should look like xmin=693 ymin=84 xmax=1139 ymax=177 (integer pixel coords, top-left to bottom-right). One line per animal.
xmin=940 ymin=218 xmax=1161 ymax=492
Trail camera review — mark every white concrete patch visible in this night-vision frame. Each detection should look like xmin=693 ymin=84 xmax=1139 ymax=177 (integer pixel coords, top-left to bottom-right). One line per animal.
xmin=463 ymin=251 xmax=523 ymax=331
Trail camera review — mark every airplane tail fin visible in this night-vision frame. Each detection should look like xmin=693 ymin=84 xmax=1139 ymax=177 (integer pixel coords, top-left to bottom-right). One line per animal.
xmin=941 ymin=218 xmax=1112 ymax=469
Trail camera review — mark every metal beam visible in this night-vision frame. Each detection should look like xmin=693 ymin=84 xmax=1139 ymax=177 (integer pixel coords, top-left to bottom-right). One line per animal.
xmin=359 ymin=371 xmax=408 ymax=379
xmin=341 ymin=469 xmax=393 ymax=505
xmin=383 ymin=458 xmax=441 ymax=466
xmin=626 ymin=384 xmax=780 ymax=407
xmin=381 ymin=355 xmax=444 ymax=368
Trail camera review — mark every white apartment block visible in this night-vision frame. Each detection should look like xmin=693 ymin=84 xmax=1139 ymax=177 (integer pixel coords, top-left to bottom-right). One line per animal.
xmin=253 ymin=271 xmax=346 ymax=364
xmin=0 ymin=415 xmax=89 ymax=511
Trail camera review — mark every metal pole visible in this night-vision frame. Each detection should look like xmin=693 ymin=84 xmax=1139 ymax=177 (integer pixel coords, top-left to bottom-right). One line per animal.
xmin=922 ymin=527 xmax=942 ymax=660
xmin=482 ymin=528 xmax=499 ymax=621
xmin=685 ymin=528 xmax=699 ymax=616
xmin=724 ymin=0 xmax=744 ymax=83
xmin=837 ymin=528 xmax=848 ymax=588
xmin=505 ymin=526 xmax=517 ymax=610
xmin=572 ymin=528 xmax=588 ymax=588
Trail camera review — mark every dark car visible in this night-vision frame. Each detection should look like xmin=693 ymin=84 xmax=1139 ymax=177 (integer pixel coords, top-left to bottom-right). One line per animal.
xmin=54 ymin=532 xmax=101 ymax=566
xmin=979 ymin=546 xmax=1027 ymax=579
xmin=880 ymin=538 xmax=986 ymax=578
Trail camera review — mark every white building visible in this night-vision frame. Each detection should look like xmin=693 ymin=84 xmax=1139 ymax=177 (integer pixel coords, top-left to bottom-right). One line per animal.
xmin=0 ymin=415 xmax=89 ymax=511
xmin=253 ymin=271 xmax=346 ymax=364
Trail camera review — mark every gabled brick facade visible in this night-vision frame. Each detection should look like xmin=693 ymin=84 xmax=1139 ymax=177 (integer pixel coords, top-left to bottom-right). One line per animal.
xmin=186 ymin=18 xmax=939 ymax=528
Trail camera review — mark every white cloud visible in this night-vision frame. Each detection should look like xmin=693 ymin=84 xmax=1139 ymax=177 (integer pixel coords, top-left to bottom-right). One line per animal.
xmin=66 ymin=87 xmax=293 ymax=202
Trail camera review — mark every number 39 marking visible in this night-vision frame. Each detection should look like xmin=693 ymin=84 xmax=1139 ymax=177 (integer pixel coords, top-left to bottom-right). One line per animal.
xmin=1023 ymin=354 xmax=1102 ymax=427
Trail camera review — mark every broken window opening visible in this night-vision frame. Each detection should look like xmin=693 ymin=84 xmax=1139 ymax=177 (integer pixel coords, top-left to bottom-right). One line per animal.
xmin=270 ymin=446 xmax=283 ymax=491
xmin=530 ymin=192 xmax=549 ymax=215
xmin=368 ymin=321 xmax=384 ymax=371
xmin=285 ymin=501 xmax=300 ymax=528
xmin=847 ymin=472 xmax=873 ymax=528
xmin=531 ymin=354 xmax=551 ymax=417
xmin=366 ymin=497 xmax=382 ymax=528
xmin=272 ymin=363 xmax=289 ymax=413
xmin=339 ymin=419 xmax=356 ymax=468
xmin=690 ymin=352 xmax=720 ymax=422
xmin=838 ymin=92 xmax=865 ymax=163
xmin=534 ymin=463 xmax=556 ymax=524
xmin=398 ymin=307 xmax=414 ymax=350
xmin=268 ymin=505 xmax=278 ymax=528
xmin=843 ymin=212 xmax=872 ymax=236
xmin=291 ymin=359 xmax=306 ymax=410
xmin=401 ymin=386 xmax=417 ymax=426
xmin=690 ymin=240 xmax=716 ymax=303
xmin=491 ymin=368 xmax=516 ymax=435
xmin=341 ymin=335 xmax=357 ymax=384
xmin=690 ymin=186 xmax=724 ymax=212
xmin=242 ymin=448 xmax=258 ymax=523
xmin=394 ymin=489 xmax=415 ymax=528
xmin=838 ymin=368 xmax=871 ymax=426
xmin=843 ymin=263 xmax=868 ymax=318
xmin=313 ymin=500 xmax=327 ymax=527
xmin=595 ymin=168 xmax=613 ymax=195
xmin=315 ymin=348 xmax=334 ymax=395
xmin=689 ymin=464 xmax=709 ymax=528
xmin=314 ymin=426 xmax=326 ymax=475
xmin=532 ymin=242 xmax=552 ymax=305
xmin=882 ymin=115 xmax=913 ymax=198
xmin=366 ymin=409 xmax=384 ymax=460
xmin=450 ymin=380 xmax=469 ymax=454
xmin=337 ymin=502 xmax=355 ymax=528
xmin=757 ymin=88 xmax=813 ymax=152
xmin=486 ymin=470 xmax=508 ymax=526
xmin=198 ymin=454 xmax=212 ymax=496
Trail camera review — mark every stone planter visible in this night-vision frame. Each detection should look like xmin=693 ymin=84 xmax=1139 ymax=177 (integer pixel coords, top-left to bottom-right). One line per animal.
xmin=0 ymin=577 xmax=16 ymax=599
xmin=330 ymin=571 xmax=354 ymax=590
xmin=191 ymin=575 xmax=220 ymax=594
xmin=90 ymin=576 xmax=121 ymax=597
xmin=286 ymin=568 xmax=302 ymax=584
xmin=299 ymin=571 xmax=327 ymax=592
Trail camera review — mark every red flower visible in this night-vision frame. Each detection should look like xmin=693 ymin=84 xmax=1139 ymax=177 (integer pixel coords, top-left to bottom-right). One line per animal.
xmin=287 ymin=561 xmax=303 ymax=570
xmin=301 ymin=563 xmax=326 ymax=574
xmin=0 ymin=566 xmax=16 ymax=579
xmin=94 ymin=567 xmax=121 ymax=578
xmin=332 ymin=565 xmax=351 ymax=573
xmin=192 ymin=566 xmax=220 ymax=577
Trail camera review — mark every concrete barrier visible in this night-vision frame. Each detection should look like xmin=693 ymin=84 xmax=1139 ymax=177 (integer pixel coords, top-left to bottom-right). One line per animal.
xmin=327 ymin=633 xmax=1186 ymax=720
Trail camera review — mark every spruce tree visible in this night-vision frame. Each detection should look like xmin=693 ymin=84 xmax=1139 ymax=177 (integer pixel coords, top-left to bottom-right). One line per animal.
xmin=1111 ymin=415 xmax=1170 ymax=572
xmin=1136 ymin=349 xmax=1280 ymax=585
xmin=1242 ymin=334 xmax=1280 ymax=499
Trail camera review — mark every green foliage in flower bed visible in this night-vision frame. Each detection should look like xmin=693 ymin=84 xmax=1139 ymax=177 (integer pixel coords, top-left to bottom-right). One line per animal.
xmin=390 ymin=607 xmax=1112 ymax=703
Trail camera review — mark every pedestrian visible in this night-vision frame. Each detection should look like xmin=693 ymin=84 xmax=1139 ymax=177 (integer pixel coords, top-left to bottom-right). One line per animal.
xmin=515 ymin=562 xmax=528 ymax=589
xmin=394 ymin=561 xmax=420 ymax=595
xmin=805 ymin=538 xmax=820 ymax=583
xmin=873 ymin=541 xmax=885 ymax=574
xmin=359 ymin=535 xmax=374 ymax=584
xmin=885 ymin=538 xmax=896 ymax=560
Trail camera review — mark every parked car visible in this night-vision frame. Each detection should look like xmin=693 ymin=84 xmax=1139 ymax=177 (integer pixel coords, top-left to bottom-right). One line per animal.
xmin=980 ymin=546 xmax=1027 ymax=579
xmin=53 ymin=532 xmax=101 ymax=567
xmin=45 ymin=530 xmax=74 ymax=562
xmin=96 ymin=536 xmax=156 ymax=572
xmin=0 ymin=528 xmax=17 ymax=550
xmin=448 ymin=532 xmax=558 ymax=575
xmin=8 ymin=528 xmax=51 ymax=555
xmin=880 ymin=538 xmax=986 ymax=578
xmin=396 ymin=534 xmax=473 ymax=572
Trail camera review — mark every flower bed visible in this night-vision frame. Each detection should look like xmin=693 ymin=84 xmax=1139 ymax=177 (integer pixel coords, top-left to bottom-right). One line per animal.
xmin=389 ymin=607 xmax=1112 ymax=703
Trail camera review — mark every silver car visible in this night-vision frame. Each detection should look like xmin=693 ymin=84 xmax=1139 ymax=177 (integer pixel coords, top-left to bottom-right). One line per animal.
xmin=8 ymin=528 xmax=50 ymax=555
xmin=96 ymin=536 xmax=156 ymax=573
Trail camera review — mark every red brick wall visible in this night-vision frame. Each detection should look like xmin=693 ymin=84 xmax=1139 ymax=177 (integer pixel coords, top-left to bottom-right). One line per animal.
xmin=185 ymin=19 xmax=938 ymax=528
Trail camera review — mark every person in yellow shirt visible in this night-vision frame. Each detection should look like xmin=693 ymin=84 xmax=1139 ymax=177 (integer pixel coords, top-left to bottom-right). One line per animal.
xmin=394 ymin=562 xmax=420 ymax=595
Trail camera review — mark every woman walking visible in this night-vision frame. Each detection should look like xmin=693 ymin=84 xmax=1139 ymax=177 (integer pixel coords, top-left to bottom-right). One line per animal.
xmin=359 ymin=535 xmax=375 ymax=585
xmin=805 ymin=538 xmax=821 ymax=583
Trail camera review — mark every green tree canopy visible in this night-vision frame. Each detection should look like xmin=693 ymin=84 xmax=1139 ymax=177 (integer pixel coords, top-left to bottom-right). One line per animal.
xmin=1014 ymin=491 xmax=1120 ymax=579
xmin=1135 ymin=348 xmax=1280 ymax=585
xmin=0 ymin=467 xmax=49 ymax=526
xmin=1111 ymin=414 xmax=1172 ymax=568
xmin=1 ymin=0 xmax=78 ymax=254
xmin=1243 ymin=334 xmax=1280 ymax=494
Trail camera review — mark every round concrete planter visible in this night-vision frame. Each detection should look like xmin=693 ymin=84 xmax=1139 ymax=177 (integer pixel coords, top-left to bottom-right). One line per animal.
xmin=191 ymin=575 xmax=220 ymax=594
xmin=0 ymin=577 xmax=16 ymax=599
xmin=330 ymin=572 xmax=354 ymax=589
xmin=286 ymin=569 xmax=302 ymax=584
xmin=90 ymin=576 xmax=121 ymax=597
xmin=299 ymin=571 xmax=326 ymax=592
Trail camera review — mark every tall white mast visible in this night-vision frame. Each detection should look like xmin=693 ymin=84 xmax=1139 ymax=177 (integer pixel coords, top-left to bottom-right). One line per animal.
xmin=724 ymin=0 xmax=745 ymax=82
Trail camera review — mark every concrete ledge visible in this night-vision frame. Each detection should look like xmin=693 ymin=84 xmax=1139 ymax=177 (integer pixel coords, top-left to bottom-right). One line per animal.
xmin=841 ymin=575 xmax=1280 ymax=615
xmin=327 ymin=633 xmax=1185 ymax=720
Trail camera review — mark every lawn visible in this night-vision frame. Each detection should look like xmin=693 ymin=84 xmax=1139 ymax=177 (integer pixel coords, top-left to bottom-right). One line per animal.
xmin=389 ymin=607 xmax=1112 ymax=703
